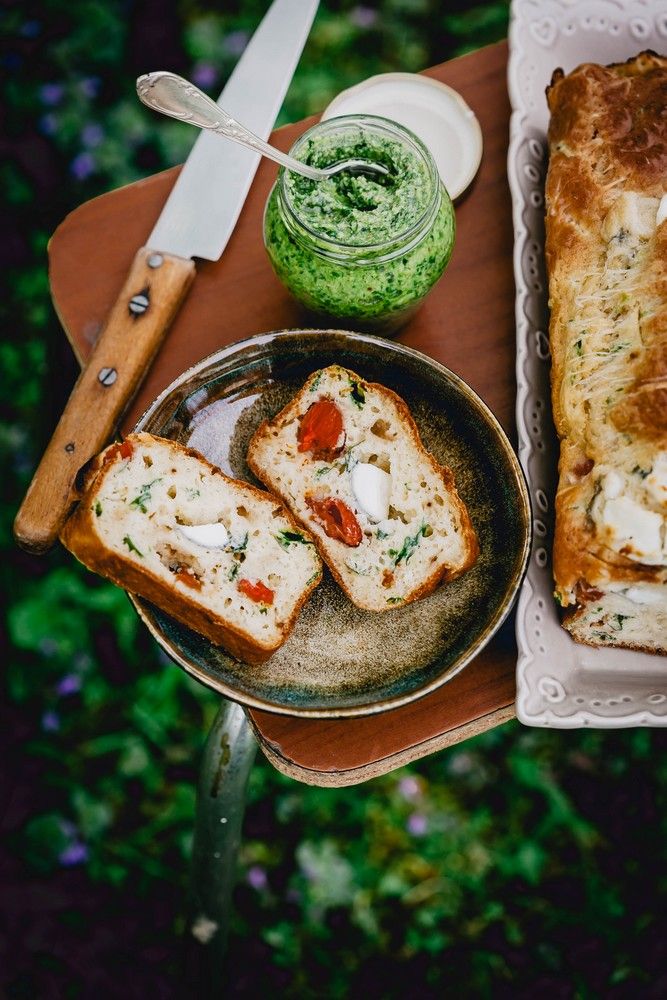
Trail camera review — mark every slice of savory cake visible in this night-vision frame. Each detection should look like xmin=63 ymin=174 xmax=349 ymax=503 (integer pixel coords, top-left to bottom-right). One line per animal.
xmin=545 ymin=52 xmax=667 ymax=653
xmin=247 ymin=365 xmax=478 ymax=612
xmin=60 ymin=432 xmax=322 ymax=663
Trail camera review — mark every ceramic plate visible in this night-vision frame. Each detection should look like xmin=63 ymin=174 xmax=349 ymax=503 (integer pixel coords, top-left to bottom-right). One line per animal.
xmin=508 ymin=0 xmax=667 ymax=727
xmin=133 ymin=330 xmax=530 ymax=718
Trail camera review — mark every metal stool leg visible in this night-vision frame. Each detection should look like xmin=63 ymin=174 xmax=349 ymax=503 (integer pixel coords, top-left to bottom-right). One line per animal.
xmin=185 ymin=699 xmax=257 ymax=990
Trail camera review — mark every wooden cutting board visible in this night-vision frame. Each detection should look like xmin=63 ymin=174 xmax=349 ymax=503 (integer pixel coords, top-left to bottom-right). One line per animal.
xmin=49 ymin=40 xmax=518 ymax=785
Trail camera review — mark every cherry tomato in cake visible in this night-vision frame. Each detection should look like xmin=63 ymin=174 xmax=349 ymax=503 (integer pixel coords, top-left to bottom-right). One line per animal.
xmin=306 ymin=496 xmax=362 ymax=547
xmin=104 ymin=439 xmax=134 ymax=464
xmin=297 ymin=398 xmax=345 ymax=459
xmin=238 ymin=578 xmax=275 ymax=605
xmin=176 ymin=570 xmax=202 ymax=591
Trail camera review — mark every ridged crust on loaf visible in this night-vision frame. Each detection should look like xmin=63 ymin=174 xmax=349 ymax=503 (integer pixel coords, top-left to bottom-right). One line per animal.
xmin=545 ymin=52 xmax=667 ymax=654
xmin=60 ymin=433 xmax=322 ymax=664
xmin=247 ymin=366 xmax=478 ymax=612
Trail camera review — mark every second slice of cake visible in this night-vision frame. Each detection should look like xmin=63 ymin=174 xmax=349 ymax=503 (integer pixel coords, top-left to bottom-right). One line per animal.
xmin=61 ymin=433 xmax=322 ymax=663
xmin=247 ymin=365 xmax=478 ymax=611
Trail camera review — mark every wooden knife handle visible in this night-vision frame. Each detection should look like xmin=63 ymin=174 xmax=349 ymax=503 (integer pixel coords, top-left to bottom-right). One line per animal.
xmin=14 ymin=247 xmax=196 ymax=554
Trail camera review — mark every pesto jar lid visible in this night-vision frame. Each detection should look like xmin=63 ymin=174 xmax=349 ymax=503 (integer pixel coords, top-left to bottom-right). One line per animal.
xmin=322 ymin=73 xmax=483 ymax=200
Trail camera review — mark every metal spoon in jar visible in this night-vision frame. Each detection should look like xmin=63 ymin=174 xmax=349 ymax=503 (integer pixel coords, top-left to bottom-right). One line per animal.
xmin=136 ymin=71 xmax=389 ymax=182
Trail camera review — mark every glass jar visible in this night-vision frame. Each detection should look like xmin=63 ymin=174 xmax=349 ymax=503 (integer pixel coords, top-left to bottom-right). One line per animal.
xmin=263 ymin=115 xmax=455 ymax=335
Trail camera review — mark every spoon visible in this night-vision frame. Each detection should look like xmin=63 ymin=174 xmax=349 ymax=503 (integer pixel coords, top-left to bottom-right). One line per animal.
xmin=136 ymin=71 xmax=389 ymax=182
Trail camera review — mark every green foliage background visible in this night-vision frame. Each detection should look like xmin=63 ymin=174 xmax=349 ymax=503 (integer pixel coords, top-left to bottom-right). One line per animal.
xmin=2 ymin=2 xmax=666 ymax=997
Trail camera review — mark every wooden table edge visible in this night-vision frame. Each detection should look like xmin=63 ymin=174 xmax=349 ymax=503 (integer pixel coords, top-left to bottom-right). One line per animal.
xmin=249 ymin=705 xmax=516 ymax=787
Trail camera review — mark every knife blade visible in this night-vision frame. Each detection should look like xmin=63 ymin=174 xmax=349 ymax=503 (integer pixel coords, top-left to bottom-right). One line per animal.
xmin=148 ymin=0 xmax=319 ymax=261
xmin=14 ymin=0 xmax=319 ymax=554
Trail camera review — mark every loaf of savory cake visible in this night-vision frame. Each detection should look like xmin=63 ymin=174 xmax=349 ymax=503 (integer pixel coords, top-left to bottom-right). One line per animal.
xmin=247 ymin=365 xmax=478 ymax=611
xmin=60 ymin=433 xmax=322 ymax=663
xmin=545 ymin=52 xmax=667 ymax=653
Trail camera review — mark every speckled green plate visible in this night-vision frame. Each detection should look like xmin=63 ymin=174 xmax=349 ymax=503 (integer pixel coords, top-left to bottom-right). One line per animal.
xmin=133 ymin=330 xmax=530 ymax=718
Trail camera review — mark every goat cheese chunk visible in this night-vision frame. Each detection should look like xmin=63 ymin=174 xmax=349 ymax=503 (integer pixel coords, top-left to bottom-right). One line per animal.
xmin=350 ymin=462 xmax=392 ymax=523
xmin=178 ymin=522 xmax=229 ymax=549
xmin=596 ymin=495 xmax=664 ymax=565
xmin=656 ymin=194 xmax=667 ymax=228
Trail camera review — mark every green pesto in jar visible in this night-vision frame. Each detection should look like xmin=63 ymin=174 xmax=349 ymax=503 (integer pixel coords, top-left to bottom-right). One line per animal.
xmin=263 ymin=116 xmax=456 ymax=334
xmin=283 ymin=130 xmax=433 ymax=246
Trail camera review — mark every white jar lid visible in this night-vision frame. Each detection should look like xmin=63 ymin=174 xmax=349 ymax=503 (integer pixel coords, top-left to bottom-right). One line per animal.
xmin=322 ymin=72 xmax=483 ymax=201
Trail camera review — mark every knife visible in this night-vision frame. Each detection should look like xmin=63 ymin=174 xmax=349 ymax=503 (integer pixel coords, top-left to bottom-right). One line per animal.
xmin=14 ymin=0 xmax=319 ymax=554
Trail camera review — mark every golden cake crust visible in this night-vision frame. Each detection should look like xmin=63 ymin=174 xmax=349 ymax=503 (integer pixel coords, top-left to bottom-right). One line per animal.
xmin=61 ymin=433 xmax=322 ymax=664
xmin=545 ymin=52 xmax=667 ymax=654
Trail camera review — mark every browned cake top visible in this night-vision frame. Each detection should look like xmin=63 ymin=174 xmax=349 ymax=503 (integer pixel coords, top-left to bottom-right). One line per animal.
xmin=546 ymin=52 xmax=667 ymax=630
xmin=546 ymin=51 xmax=667 ymax=451
xmin=547 ymin=51 xmax=667 ymax=192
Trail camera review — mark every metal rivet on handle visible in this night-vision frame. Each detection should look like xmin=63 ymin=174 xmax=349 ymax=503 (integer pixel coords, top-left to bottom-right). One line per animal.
xmin=65 ymin=442 xmax=75 ymax=453
xmin=129 ymin=290 xmax=150 ymax=315
xmin=147 ymin=253 xmax=163 ymax=268
xmin=98 ymin=367 xmax=118 ymax=386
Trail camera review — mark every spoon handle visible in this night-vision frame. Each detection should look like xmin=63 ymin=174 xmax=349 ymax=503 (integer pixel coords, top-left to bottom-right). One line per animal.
xmin=136 ymin=71 xmax=323 ymax=181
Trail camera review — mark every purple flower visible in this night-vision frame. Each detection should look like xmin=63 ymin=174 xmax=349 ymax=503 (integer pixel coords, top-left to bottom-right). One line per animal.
xmin=191 ymin=62 xmax=218 ymax=89
xmin=70 ymin=151 xmax=96 ymax=181
xmin=59 ymin=841 xmax=89 ymax=867
xmin=398 ymin=776 xmax=421 ymax=801
xmin=3 ymin=52 xmax=22 ymax=71
xmin=300 ymin=860 xmax=319 ymax=883
xmin=78 ymin=76 xmax=100 ymax=99
xmin=40 ymin=82 xmax=64 ymax=106
xmin=407 ymin=813 xmax=428 ymax=837
xmin=20 ymin=20 xmax=42 ymax=38
xmin=223 ymin=30 xmax=249 ymax=57
xmin=351 ymin=6 xmax=378 ymax=29
xmin=448 ymin=752 xmax=474 ymax=776
xmin=81 ymin=123 xmax=104 ymax=148
xmin=246 ymin=865 xmax=268 ymax=891
xmin=56 ymin=674 xmax=82 ymax=697
xmin=39 ymin=113 xmax=58 ymax=136
xmin=41 ymin=709 xmax=60 ymax=732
